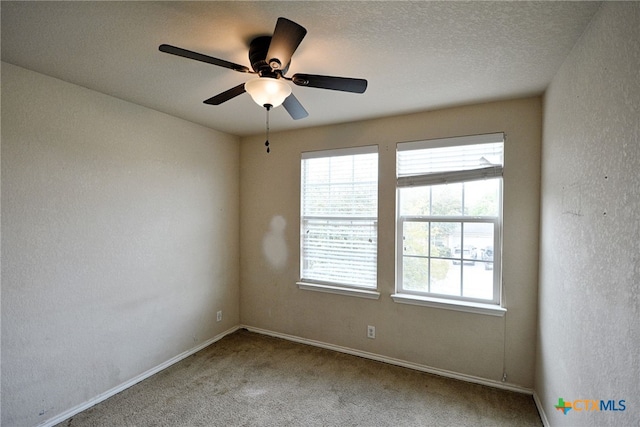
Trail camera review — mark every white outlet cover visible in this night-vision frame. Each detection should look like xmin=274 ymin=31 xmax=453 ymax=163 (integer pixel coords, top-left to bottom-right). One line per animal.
xmin=367 ymin=325 xmax=375 ymax=338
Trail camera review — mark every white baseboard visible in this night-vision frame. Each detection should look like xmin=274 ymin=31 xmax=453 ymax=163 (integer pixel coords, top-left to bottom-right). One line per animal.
xmin=38 ymin=325 xmax=241 ymax=427
xmin=243 ymin=325 xmax=534 ymax=395
xmin=533 ymin=391 xmax=551 ymax=426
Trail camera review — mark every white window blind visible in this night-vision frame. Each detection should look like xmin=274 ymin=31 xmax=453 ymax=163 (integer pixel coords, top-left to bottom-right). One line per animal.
xmin=397 ymin=133 xmax=504 ymax=187
xmin=300 ymin=146 xmax=378 ymax=289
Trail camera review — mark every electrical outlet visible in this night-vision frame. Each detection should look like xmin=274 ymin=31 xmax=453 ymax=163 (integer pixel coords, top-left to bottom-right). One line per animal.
xmin=216 ymin=310 xmax=222 ymax=322
xmin=367 ymin=325 xmax=375 ymax=339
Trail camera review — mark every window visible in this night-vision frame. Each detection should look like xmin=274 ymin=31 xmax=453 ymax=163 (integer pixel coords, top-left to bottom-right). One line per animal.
xmin=394 ymin=133 xmax=504 ymax=313
xmin=299 ymin=146 xmax=378 ymax=296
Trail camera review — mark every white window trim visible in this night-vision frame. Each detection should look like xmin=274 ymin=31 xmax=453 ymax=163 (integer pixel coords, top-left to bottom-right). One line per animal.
xmin=394 ymin=133 xmax=505 ymax=311
xmin=390 ymin=293 xmax=506 ymax=316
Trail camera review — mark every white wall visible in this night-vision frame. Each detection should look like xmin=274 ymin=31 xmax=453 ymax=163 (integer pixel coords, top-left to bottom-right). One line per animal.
xmin=240 ymin=97 xmax=541 ymax=389
xmin=1 ymin=63 xmax=240 ymax=426
xmin=537 ymin=2 xmax=640 ymax=426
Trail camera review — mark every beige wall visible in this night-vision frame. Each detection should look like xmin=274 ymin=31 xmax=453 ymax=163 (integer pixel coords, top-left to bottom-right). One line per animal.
xmin=240 ymin=97 xmax=541 ymax=389
xmin=537 ymin=3 xmax=640 ymax=426
xmin=1 ymin=63 xmax=241 ymax=426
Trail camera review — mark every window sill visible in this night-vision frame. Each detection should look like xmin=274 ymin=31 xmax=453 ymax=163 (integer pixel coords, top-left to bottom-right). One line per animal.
xmin=297 ymin=282 xmax=380 ymax=300
xmin=390 ymin=293 xmax=506 ymax=317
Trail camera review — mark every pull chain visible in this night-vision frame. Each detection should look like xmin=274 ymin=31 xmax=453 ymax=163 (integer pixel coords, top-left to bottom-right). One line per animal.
xmin=264 ymin=104 xmax=272 ymax=153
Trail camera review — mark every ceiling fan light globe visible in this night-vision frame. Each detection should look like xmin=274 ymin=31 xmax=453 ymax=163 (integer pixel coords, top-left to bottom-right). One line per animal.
xmin=245 ymin=78 xmax=291 ymax=108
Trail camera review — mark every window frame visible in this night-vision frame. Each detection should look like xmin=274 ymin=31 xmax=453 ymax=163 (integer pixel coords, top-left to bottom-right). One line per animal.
xmin=297 ymin=145 xmax=380 ymax=300
xmin=393 ymin=133 xmax=506 ymax=315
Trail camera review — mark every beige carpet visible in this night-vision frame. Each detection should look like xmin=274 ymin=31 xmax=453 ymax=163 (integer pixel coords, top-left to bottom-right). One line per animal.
xmin=59 ymin=329 xmax=542 ymax=426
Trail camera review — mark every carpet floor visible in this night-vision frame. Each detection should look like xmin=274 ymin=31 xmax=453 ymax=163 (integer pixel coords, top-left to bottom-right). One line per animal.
xmin=59 ymin=329 xmax=542 ymax=426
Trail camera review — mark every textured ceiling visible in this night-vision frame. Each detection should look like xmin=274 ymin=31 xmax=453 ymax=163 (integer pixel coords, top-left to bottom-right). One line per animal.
xmin=1 ymin=1 xmax=601 ymax=137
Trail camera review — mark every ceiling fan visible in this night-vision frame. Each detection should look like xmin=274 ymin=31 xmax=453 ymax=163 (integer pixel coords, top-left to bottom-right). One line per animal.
xmin=159 ymin=17 xmax=368 ymax=121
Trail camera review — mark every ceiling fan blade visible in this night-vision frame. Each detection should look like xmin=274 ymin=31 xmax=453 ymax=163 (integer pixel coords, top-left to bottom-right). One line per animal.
xmin=282 ymin=93 xmax=309 ymax=120
xmin=203 ymin=83 xmax=247 ymax=105
xmin=292 ymin=74 xmax=367 ymax=93
xmin=266 ymin=18 xmax=307 ymax=71
xmin=159 ymin=44 xmax=251 ymax=73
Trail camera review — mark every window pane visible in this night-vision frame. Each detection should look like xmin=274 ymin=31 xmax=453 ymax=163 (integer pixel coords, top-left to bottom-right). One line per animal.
xmin=463 ymin=179 xmax=500 ymax=216
xmin=399 ymin=187 xmax=430 ymax=216
xmin=403 ymin=222 xmax=429 ymax=256
xmin=431 ymin=262 xmax=461 ymax=297
xmin=462 ymin=222 xmax=493 ymax=262
xmin=402 ymin=256 xmax=429 ymax=292
xmin=431 ymin=183 xmax=462 ymax=216
xmin=430 ymin=222 xmax=456 ymax=258
xmin=462 ymin=265 xmax=494 ymax=300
